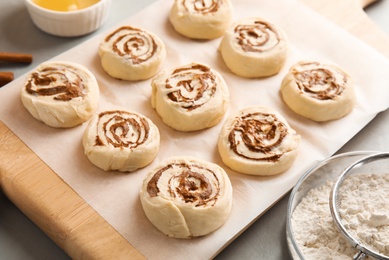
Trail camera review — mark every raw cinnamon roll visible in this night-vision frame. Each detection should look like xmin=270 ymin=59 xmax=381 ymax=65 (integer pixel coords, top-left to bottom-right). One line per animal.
xmin=151 ymin=62 xmax=229 ymax=131
xmin=280 ymin=61 xmax=355 ymax=122
xmin=83 ymin=109 xmax=160 ymax=172
xmin=21 ymin=61 xmax=99 ymax=128
xmin=169 ymin=0 xmax=233 ymax=39
xmin=98 ymin=25 xmax=166 ymax=81
xmin=139 ymin=156 xmax=233 ymax=238
xmin=218 ymin=106 xmax=300 ymax=176
xmin=219 ymin=17 xmax=288 ymax=78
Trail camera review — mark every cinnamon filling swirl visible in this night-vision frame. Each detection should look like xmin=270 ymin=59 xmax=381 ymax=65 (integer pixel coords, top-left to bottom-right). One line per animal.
xmin=105 ymin=26 xmax=158 ymax=65
xmin=182 ymin=0 xmax=221 ymax=14
xmin=147 ymin=162 xmax=220 ymax=207
xmin=164 ymin=64 xmax=217 ymax=111
xmin=292 ymin=62 xmax=348 ymax=100
xmin=25 ymin=65 xmax=85 ymax=101
xmin=235 ymin=20 xmax=280 ymax=53
xmin=94 ymin=110 xmax=150 ymax=149
xmin=228 ymin=112 xmax=288 ymax=162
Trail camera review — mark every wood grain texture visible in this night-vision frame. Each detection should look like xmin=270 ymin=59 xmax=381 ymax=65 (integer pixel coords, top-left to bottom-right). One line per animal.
xmin=302 ymin=0 xmax=389 ymax=58
xmin=0 ymin=0 xmax=388 ymax=258
xmin=0 ymin=121 xmax=145 ymax=259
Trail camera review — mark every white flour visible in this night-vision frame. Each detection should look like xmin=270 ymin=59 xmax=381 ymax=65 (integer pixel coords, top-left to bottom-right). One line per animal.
xmin=291 ymin=173 xmax=389 ymax=259
xmin=338 ymin=173 xmax=389 ymax=256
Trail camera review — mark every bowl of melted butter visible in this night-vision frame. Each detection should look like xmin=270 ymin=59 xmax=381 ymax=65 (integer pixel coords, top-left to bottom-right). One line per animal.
xmin=26 ymin=0 xmax=111 ymax=37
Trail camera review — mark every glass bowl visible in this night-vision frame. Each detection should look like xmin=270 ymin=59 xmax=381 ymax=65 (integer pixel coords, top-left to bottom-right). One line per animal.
xmin=286 ymin=151 xmax=379 ymax=259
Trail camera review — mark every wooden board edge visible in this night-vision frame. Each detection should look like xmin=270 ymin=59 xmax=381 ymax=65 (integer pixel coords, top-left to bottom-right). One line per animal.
xmin=0 ymin=121 xmax=145 ymax=260
xmin=301 ymin=0 xmax=389 ymax=58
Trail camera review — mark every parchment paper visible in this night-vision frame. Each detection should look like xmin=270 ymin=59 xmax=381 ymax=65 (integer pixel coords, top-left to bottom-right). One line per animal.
xmin=1 ymin=0 xmax=389 ymax=259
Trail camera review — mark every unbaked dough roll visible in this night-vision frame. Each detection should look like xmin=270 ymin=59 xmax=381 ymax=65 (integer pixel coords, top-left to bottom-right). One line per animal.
xmin=169 ymin=0 xmax=233 ymax=39
xmin=280 ymin=61 xmax=355 ymax=122
xmin=151 ymin=62 xmax=229 ymax=131
xmin=139 ymin=156 xmax=233 ymax=238
xmin=21 ymin=61 xmax=99 ymax=128
xmin=218 ymin=106 xmax=300 ymax=176
xmin=83 ymin=110 xmax=160 ymax=172
xmin=219 ymin=17 xmax=288 ymax=78
xmin=99 ymin=26 xmax=166 ymax=81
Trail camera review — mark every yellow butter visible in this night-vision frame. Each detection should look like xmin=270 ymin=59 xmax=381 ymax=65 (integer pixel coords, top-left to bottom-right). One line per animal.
xmin=33 ymin=0 xmax=100 ymax=12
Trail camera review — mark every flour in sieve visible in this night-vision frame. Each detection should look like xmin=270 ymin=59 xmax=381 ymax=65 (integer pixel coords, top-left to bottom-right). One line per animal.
xmin=338 ymin=173 xmax=389 ymax=256
xmin=291 ymin=173 xmax=389 ymax=259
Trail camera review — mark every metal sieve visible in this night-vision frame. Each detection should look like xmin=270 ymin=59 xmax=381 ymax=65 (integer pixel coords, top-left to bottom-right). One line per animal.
xmin=330 ymin=152 xmax=389 ymax=260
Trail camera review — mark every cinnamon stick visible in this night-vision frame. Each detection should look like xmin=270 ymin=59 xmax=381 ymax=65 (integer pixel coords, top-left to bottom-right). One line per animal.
xmin=0 ymin=52 xmax=33 ymax=63
xmin=0 ymin=72 xmax=14 ymax=87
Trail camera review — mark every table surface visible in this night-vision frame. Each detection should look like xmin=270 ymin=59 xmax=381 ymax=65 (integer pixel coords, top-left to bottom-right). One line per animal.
xmin=1 ymin=1 xmax=389 ymax=259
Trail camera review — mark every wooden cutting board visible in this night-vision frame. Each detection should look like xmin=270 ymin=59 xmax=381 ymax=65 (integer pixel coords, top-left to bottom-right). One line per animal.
xmin=1 ymin=0 xmax=388 ymax=259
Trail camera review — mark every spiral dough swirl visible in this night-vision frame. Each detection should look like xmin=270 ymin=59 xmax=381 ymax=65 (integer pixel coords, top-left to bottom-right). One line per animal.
xmin=147 ymin=161 xmax=221 ymax=207
xmin=228 ymin=112 xmax=288 ymax=162
xmin=94 ymin=110 xmax=150 ymax=149
xmin=105 ymin=26 xmax=158 ymax=65
xmin=183 ymin=0 xmax=221 ymax=14
xmin=292 ymin=62 xmax=348 ymax=100
xmin=234 ymin=20 xmax=280 ymax=53
xmin=25 ymin=64 xmax=86 ymax=101
xmin=165 ymin=64 xmax=217 ymax=111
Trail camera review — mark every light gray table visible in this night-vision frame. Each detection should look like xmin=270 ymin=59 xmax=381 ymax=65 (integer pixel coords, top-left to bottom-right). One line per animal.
xmin=1 ymin=1 xmax=388 ymax=259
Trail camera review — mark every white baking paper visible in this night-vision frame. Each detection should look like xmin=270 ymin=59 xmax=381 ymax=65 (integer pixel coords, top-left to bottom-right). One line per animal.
xmin=1 ymin=0 xmax=389 ymax=259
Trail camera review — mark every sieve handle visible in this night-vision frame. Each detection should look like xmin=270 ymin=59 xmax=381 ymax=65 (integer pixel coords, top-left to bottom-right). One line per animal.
xmin=353 ymin=251 xmax=366 ymax=260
